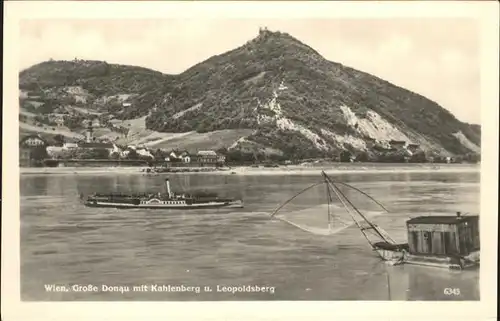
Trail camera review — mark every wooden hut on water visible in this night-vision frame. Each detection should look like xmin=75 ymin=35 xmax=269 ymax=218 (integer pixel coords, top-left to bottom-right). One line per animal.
xmin=404 ymin=212 xmax=480 ymax=269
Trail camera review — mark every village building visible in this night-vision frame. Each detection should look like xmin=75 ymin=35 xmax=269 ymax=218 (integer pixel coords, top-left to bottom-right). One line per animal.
xmin=20 ymin=134 xmax=47 ymax=148
xmin=407 ymin=143 xmax=420 ymax=153
xmin=46 ymin=146 xmax=65 ymax=158
xmin=216 ymin=153 xmax=226 ymax=164
xmin=389 ymin=140 xmax=407 ymax=150
xmin=365 ymin=137 xmax=377 ymax=149
xmin=165 ymin=151 xmax=179 ymax=162
xmin=19 ymin=134 xmax=48 ymax=167
xmin=179 ymin=151 xmax=191 ymax=163
xmin=165 ymin=150 xmax=192 ymax=164
xmin=47 ymin=114 xmax=66 ymax=127
xmin=136 ymin=148 xmax=155 ymax=159
xmin=373 ymin=144 xmax=395 ymax=152
xmin=63 ymin=141 xmax=79 ymax=149
xmin=197 ymin=150 xmax=225 ymax=166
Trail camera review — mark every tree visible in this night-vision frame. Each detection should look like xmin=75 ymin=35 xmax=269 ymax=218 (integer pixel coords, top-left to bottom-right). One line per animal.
xmin=30 ymin=147 xmax=48 ymax=161
xmin=153 ymin=148 xmax=168 ymax=159
xmin=216 ymin=147 xmax=228 ymax=156
xmin=355 ymin=151 xmax=370 ymax=162
xmin=340 ymin=151 xmax=352 ymax=162
xmin=110 ymin=152 xmax=120 ymax=160
xmin=52 ymin=134 xmax=66 ymax=147
xmin=126 ymin=149 xmax=139 ymax=160
xmin=409 ymin=151 xmax=427 ymax=163
xmin=463 ymin=153 xmax=480 ymax=163
xmin=378 ymin=150 xmax=406 ymax=163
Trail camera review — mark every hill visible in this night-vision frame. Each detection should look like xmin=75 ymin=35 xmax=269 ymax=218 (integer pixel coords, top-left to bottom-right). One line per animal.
xmin=19 ymin=28 xmax=481 ymax=160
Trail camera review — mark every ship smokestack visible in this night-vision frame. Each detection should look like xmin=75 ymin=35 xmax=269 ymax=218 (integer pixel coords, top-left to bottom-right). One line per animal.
xmin=165 ymin=178 xmax=172 ymax=198
xmin=456 ymin=211 xmax=461 ymax=217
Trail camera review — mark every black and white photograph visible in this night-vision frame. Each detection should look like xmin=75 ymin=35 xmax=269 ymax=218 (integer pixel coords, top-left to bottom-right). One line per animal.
xmin=2 ymin=1 xmax=498 ymax=320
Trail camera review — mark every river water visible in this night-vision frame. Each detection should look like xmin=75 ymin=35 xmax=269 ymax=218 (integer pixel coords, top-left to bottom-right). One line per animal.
xmin=20 ymin=166 xmax=480 ymax=301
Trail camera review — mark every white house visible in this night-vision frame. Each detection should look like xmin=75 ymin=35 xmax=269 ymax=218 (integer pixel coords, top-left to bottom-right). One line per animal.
xmin=165 ymin=151 xmax=191 ymax=163
xmin=120 ymin=150 xmax=131 ymax=158
xmin=136 ymin=148 xmax=154 ymax=159
xmin=46 ymin=146 xmax=64 ymax=157
xmin=63 ymin=142 xmax=79 ymax=149
xmin=181 ymin=154 xmax=191 ymax=163
xmin=111 ymin=144 xmax=121 ymax=154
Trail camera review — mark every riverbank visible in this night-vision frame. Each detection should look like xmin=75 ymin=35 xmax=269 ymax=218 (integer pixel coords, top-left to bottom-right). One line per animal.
xmin=20 ymin=163 xmax=480 ymax=176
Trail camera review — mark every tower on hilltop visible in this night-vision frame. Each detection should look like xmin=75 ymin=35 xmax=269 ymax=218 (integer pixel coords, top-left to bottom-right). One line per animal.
xmin=258 ymin=26 xmax=270 ymax=35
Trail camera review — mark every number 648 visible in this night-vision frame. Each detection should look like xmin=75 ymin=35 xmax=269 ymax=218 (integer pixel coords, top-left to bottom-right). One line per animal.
xmin=444 ymin=288 xmax=461 ymax=295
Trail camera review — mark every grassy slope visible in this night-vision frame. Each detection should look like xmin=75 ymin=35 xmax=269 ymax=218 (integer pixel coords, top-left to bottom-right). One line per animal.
xmin=19 ymin=31 xmax=481 ymax=157
xmin=143 ymin=30 xmax=480 ymax=156
xmin=147 ymin=129 xmax=255 ymax=152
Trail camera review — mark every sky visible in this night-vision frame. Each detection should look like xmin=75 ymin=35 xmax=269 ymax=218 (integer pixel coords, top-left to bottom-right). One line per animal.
xmin=19 ymin=18 xmax=481 ymax=124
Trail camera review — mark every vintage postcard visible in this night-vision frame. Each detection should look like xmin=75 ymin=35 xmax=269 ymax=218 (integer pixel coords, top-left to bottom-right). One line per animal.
xmin=2 ymin=1 xmax=498 ymax=321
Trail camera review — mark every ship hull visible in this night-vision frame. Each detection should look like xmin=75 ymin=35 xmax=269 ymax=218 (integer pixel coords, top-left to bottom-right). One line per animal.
xmin=373 ymin=242 xmax=409 ymax=265
xmin=83 ymin=200 xmax=244 ymax=209
xmin=405 ymin=250 xmax=480 ymax=270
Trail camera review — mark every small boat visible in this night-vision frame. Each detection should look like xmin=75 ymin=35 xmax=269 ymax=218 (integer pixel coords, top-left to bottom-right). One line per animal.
xmin=80 ymin=178 xmax=244 ymax=209
xmin=271 ymin=171 xmax=408 ymax=265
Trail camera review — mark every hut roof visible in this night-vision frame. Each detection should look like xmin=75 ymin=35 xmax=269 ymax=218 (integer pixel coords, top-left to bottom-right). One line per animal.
xmin=389 ymin=140 xmax=406 ymax=145
xmin=407 ymin=215 xmax=478 ymax=225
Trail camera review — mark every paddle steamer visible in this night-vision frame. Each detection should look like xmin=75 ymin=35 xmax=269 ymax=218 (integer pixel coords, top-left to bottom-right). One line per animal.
xmin=81 ymin=178 xmax=243 ymax=209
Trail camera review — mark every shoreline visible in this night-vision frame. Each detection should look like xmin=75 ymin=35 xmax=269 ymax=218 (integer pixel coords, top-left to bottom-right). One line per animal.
xmin=20 ymin=164 xmax=480 ymax=176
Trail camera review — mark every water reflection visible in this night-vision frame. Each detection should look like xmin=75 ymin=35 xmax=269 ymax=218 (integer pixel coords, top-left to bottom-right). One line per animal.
xmin=20 ymin=171 xmax=480 ymax=301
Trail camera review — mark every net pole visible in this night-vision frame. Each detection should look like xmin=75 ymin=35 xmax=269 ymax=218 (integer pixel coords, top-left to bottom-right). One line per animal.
xmin=323 ymin=172 xmax=393 ymax=244
xmin=326 ymin=181 xmax=332 ymax=230
xmin=270 ymin=181 xmax=325 ymax=218
xmin=325 ymin=176 xmax=375 ymax=247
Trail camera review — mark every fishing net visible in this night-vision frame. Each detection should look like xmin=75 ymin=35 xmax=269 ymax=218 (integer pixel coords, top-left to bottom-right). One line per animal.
xmin=270 ymin=176 xmax=389 ymax=237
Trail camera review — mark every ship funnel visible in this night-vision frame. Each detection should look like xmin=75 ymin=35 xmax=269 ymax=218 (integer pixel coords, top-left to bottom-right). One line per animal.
xmin=165 ymin=179 xmax=172 ymax=198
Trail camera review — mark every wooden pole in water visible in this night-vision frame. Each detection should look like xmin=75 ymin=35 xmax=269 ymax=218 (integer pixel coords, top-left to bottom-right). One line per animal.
xmin=386 ymin=270 xmax=392 ymax=300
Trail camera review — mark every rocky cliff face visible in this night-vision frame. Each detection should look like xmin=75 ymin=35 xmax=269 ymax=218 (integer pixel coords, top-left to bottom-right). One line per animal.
xmin=19 ymin=28 xmax=480 ymax=159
